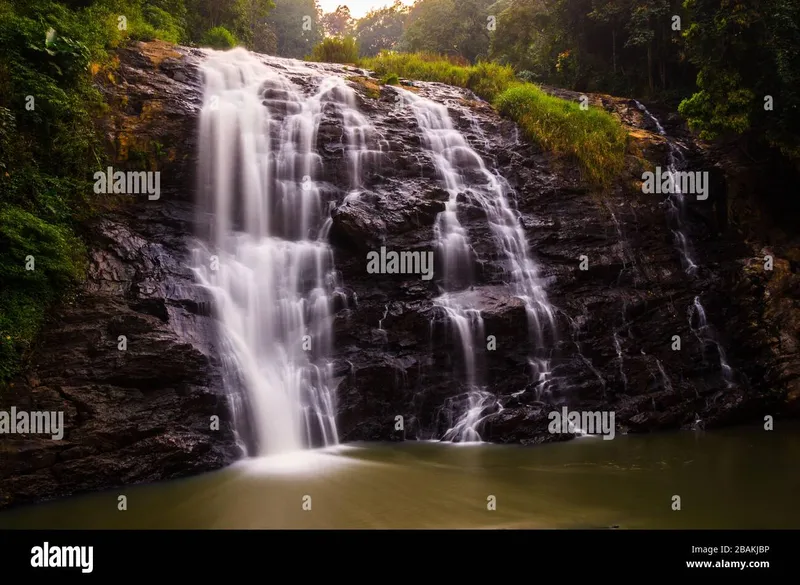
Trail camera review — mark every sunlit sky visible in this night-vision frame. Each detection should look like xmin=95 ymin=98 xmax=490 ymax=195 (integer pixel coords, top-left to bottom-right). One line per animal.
xmin=318 ymin=0 xmax=415 ymax=19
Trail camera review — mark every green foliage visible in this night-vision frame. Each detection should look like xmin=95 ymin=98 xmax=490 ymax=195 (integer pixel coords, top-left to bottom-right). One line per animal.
xmin=0 ymin=204 xmax=86 ymax=382
xmin=362 ymin=52 xmax=627 ymax=186
xmin=467 ymin=61 xmax=517 ymax=101
xmin=517 ymin=70 xmax=539 ymax=83
xmin=680 ymin=0 xmax=800 ymax=159
xmin=131 ymin=21 xmax=157 ymax=41
xmin=231 ymin=0 xmax=274 ymax=52
xmin=354 ymin=0 xmax=407 ymax=57
xmin=307 ymin=37 xmax=359 ymax=64
xmin=142 ymin=5 xmax=185 ymax=43
xmin=490 ymin=0 xmax=555 ymax=76
xmin=381 ymin=72 xmax=400 ymax=86
xmin=489 ymin=0 xmax=690 ymax=95
xmin=200 ymin=25 xmax=238 ymax=49
xmin=0 ymin=0 xmax=118 ymax=383
xmin=321 ymin=5 xmax=353 ymax=38
xmin=485 ymin=0 xmax=797 ymax=164
xmin=400 ymin=0 xmax=494 ymax=62
xmin=265 ymin=0 xmax=322 ymax=59
xmin=678 ymin=72 xmax=754 ymax=141
xmin=360 ymin=51 xmax=471 ymax=86
xmin=32 ymin=29 xmax=91 ymax=79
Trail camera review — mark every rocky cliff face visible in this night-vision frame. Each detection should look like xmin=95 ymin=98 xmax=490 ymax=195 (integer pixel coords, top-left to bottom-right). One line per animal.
xmin=0 ymin=42 xmax=240 ymax=510
xmin=330 ymin=82 xmax=797 ymax=443
xmin=1 ymin=41 xmax=797 ymax=509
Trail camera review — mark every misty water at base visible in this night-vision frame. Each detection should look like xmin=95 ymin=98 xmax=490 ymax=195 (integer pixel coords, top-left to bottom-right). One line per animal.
xmin=2 ymin=423 xmax=798 ymax=529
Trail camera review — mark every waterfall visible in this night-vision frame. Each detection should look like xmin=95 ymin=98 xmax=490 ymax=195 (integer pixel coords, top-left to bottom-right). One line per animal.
xmin=635 ymin=100 xmax=734 ymax=388
xmin=689 ymin=296 xmax=734 ymax=386
xmin=191 ymin=49 xmax=372 ymax=457
xmin=398 ymin=88 xmax=556 ymax=441
xmin=634 ymin=100 xmax=697 ymax=274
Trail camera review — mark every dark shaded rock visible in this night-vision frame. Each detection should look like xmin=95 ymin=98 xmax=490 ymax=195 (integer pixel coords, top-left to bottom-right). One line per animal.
xmin=0 ymin=42 xmax=239 ymax=511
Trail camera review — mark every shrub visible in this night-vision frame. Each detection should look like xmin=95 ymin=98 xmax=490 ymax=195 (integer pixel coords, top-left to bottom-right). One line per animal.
xmin=200 ymin=26 xmax=237 ymax=49
xmin=0 ymin=205 xmax=86 ymax=382
xmin=143 ymin=5 xmax=184 ymax=44
xmin=130 ymin=22 xmax=157 ymax=42
xmin=0 ymin=0 xmax=109 ymax=383
xmin=307 ymin=37 xmax=360 ymax=64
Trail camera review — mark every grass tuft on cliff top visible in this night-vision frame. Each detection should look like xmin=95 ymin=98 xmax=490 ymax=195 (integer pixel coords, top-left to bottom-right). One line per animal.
xmin=360 ymin=52 xmax=627 ymax=187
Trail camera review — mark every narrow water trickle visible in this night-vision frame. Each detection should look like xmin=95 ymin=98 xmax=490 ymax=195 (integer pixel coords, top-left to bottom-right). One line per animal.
xmin=191 ymin=49 xmax=377 ymax=457
xmin=689 ymin=296 xmax=734 ymax=387
xmin=634 ymin=100 xmax=735 ymax=388
xmin=634 ymin=100 xmax=697 ymax=275
xmin=613 ymin=331 xmax=628 ymax=392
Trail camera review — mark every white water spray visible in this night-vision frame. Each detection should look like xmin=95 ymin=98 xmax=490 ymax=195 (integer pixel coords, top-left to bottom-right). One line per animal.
xmin=192 ymin=49 xmax=375 ymax=456
xmin=689 ymin=296 xmax=734 ymax=386
xmin=399 ymin=88 xmax=556 ymax=441
xmin=635 ymin=101 xmax=734 ymax=387
xmin=634 ymin=100 xmax=697 ymax=274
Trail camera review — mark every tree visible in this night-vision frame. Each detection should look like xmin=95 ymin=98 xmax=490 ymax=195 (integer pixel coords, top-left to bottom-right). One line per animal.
xmin=186 ymin=0 xmax=240 ymax=40
xmin=353 ymin=1 xmax=408 ymax=57
xmin=680 ymin=0 xmax=800 ymax=159
xmin=490 ymin=0 xmax=553 ymax=73
xmin=624 ymin=0 xmax=669 ymax=94
xmin=265 ymin=0 xmax=324 ymax=58
xmin=588 ymin=0 xmax=629 ymax=76
xmin=400 ymin=0 xmax=494 ymax=62
xmin=400 ymin=0 xmax=455 ymax=56
xmin=321 ymin=4 xmax=353 ymax=37
xmin=232 ymin=0 xmax=276 ymax=51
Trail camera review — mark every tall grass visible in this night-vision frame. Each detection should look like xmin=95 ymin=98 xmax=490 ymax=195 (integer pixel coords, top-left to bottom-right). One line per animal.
xmin=307 ymin=37 xmax=360 ymax=64
xmin=361 ymin=52 xmax=627 ymax=187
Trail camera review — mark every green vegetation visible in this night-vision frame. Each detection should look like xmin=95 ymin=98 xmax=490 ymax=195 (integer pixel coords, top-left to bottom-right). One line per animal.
xmin=678 ymin=0 xmax=800 ymax=160
xmin=201 ymin=26 xmax=238 ymax=49
xmin=343 ymin=0 xmax=800 ymax=164
xmin=353 ymin=1 xmax=407 ymax=57
xmin=0 ymin=0 xmax=111 ymax=384
xmin=0 ymin=207 xmax=86 ymax=382
xmin=488 ymin=0 xmax=799 ymax=162
xmin=400 ymin=0 xmax=490 ymax=62
xmin=380 ymin=73 xmax=400 ymax=86
xmin=265 ymin=0 xmax=322 ymax=59
xmin=307 ymin=37 xmax=359 ymax=64
xmin=495 ymin=84 xmax=626 ymax=186
xmin=362 ymin=52 xmax=627 ymax=186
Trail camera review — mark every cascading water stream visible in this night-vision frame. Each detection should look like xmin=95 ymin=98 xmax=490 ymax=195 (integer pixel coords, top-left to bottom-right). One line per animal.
xmin=634 ymin=100 xmax=734 ymax=388
xmin=689 ymin=295 xmax=734 ymax=387
xmin=398 ymin=88 xmax=556 ymax=441
xmin=191 ymin=49 xmax=376 ymax=457
xmin=341 ymin=91 xmax=386 ymax=195
xmin=634 ymin=100 xmax=697 ymax=274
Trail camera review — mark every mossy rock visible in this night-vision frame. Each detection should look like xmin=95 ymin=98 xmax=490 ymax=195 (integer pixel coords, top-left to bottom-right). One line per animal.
xmin=347 ymin=76 xmax=381 ymax=99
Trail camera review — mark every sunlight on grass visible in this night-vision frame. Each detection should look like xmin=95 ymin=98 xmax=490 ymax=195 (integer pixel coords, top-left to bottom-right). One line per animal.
xmin=361 ymin=52 xmax=627 ymax=187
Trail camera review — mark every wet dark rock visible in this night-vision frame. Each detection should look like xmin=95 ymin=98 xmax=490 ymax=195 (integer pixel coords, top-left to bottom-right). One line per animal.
xmin=0 ymin=42 xmax=240 ymax=511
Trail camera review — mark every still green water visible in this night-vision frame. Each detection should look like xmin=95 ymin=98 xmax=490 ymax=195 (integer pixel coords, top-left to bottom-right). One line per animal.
xmin=2 ymin=424 xmax=798 ymax=529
